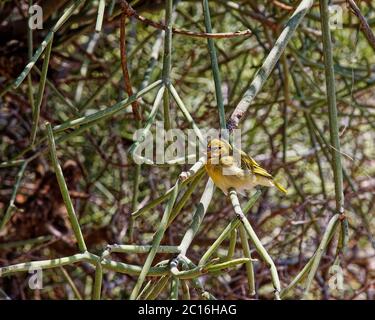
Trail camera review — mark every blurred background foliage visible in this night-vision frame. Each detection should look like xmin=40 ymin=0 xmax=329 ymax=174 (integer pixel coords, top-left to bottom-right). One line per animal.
xmin=0 ymin=0 xmax=374 ymax=300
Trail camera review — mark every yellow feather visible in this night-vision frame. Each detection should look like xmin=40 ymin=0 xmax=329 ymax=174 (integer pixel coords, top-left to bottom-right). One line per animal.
xmin=206 ymin=139 xmax=287 ymax=196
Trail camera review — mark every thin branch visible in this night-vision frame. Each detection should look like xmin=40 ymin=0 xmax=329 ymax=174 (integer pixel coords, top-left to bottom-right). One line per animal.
xmin=347 ymin=0 xmax=375 ymax=51
xmin=0 ymin=161 xmax=28 ymax=230
xmin=229 ymin=188 xmax=281 ymax=300
xmin=46 ymin=123 xmax=87 ymax=252
xmin=120 ymin=0 xmax=252 ymax=39
xmin=202 ymin=0 xmax=226 ymax=130
xmin=319 ymin=0 xmax=348 ymax=249
xmin=30 ymin=34 xmax=53 ymax=145
xmin=228 ymin=0 xmax=313 ymax=130
xmin=120 ymin=1 xmax=142 ymax=121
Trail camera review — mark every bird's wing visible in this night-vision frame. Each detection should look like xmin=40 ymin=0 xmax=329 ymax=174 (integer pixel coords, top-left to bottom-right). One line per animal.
xmin=240 ymin=150 xmax=273 ymax=179
xmin=219 ymin=155 xmax=235 ymax=167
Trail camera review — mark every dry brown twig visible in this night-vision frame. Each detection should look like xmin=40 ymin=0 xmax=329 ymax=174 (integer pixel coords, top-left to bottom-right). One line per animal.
xmin=120 ymin=0 xmax=142 ymax=121
xmin=347 ymin=0 xmax=375 ymax=50
xmin=120 ymin=0 xmax=252 ymax=39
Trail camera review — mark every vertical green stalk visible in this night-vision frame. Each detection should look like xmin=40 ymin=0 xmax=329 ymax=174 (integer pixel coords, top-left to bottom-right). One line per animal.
xmin=319 ymin=0 xmax=348 ymax=250
xmin=162 ymin=0 xmax=173 ymax=84
xmin=0 ymin=161 xmax=28 ymax=229
xmin=238 ymin=224 xmax=256 ymax=296
xmin=46 ymin=123 xmax=87 ymax=252
xmin=30 ymin=35 xmax=53 ymax=145
xmin=163 ymin=88 xmax=171 ymax=131
xmin=92 ymin=262 xmax=103 ymax=300
xmin=129 ymin=163 xmax=141 ymax=241
xmin=229 ymin=188 xmax=280 ymax=299
xmin=198 ymin=218 xmax=239 ymax=266
xmin=27 ymin=0 xmax=35 ymax=115
xmin=280 ymin=252 xmax=316 ymax=299
xmin=178 ymin=179 xmax=215 ymax=256
xmin=162 ymin=0 xmax=173 ymax=131
xmin=281 ymin=53 xmax=289 ymax=163
xmin=170 ymin=277 xmax=179 ymax=300
xmin=199 ymin=190 xmax=262 ymax=266
xmin=129 ymin=181 xmax=179 ymax=299
xmin=303 ymin=214 xmax=340 ymax=298
xmin=169 ymin=84 xmax=205 ymax=143
xmin=226 ymin=229 xmax=237 ymax=260
xmin=319 ymin=0 xmax=344 ymax=213
xmin=304 ymin=113 xmax=327 ymax=198
xmin=130 ymin=85 xmax=165 ymax=156
xmin=202 ymin=0 xmax=226 ymax=130
xmin=167 ymin=169 xmax=205 ymax=227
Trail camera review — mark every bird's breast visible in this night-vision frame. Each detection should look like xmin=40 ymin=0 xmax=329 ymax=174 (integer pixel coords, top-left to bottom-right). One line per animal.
xmin=205 ymin=163 xmax=256 ymax=195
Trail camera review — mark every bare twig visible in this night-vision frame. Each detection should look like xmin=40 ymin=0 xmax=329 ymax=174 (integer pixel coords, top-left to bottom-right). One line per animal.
xmin=120 ymin=1 xmax=142 ymax=121
xmin=347 ymin=0 xmax=375 ymax=51
xmin=119 ymin=0 xmax=252 ymax=39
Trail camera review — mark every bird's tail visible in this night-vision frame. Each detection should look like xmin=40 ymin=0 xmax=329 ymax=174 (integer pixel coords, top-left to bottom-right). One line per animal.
xmin=273 ymin=181 xmax=287 ymax=194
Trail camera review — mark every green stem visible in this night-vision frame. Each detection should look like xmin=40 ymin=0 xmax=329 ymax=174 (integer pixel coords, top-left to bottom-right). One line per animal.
xmin=129 ymin=181 xmax=180 ymax=299
xmin=145 ymin=275 xmax=171 ymax=300
xmin=0 ymin=252 xmax=169 ymax=278
xmin=229 ymin=188 xmax=280 ymax=299
xmin=202 ymin=0 xmax=226 ymax=130
xmin=169 ymin=84 xmax=205 ymax=142
xmin=14 ymin=0 xmax=84 ymax=88
xmin=199 ymin=189 xmax=262 ymax=266
xmin=0 ymin=161 xmax=28 ymax=229
xmin=27 ymin=0 xmax=35 ymax=116
xmin=170 ymin=277 xmax=179 ymax=300
xmin=319 ymin=0 xmax=348 ymax=250
xmin=303 ymin=214 xmax=340 ymax=298
xmin=226 ymin=228 xmax=237 ymax=260
xmin=228 ymin=0 xmax=313 ymax=129
xmin=92 ymin=262 xmax=103 ymax=300
xmin=238 ymin=224 xmax=256 ymax=296
xmin=132 ymin=165 xmax=205 ymax=219
xmin=53 ymin=80 xmax=162 ymax=133
xmin=103 ymin=244 xmax=180 ymax=256
xmin=60 ymin=267 xmax=83 ymax=300
xmin=30 ymin=35 xmax=53 ymax=145
xmin=163 ymin=89 xmax=171 ymax=131
xmin=130 ymin=85 xmax=165 ymax=157
xmin=162 ymin=0 xmax=173 ymax=84
xmin=46 ymin=123 xmax=87 ymax=252
xmin=178 ymin=179 xmax=215 ymax=256
xmin=129 ymin=163 xmax=141 ymax=241
xmin=281 ymin=53 xmax=289 ymax=163
xmin=167 ymin=169 xmax=205 ymax=227
xmin=0 ymin=253 xmax=91 ymax=276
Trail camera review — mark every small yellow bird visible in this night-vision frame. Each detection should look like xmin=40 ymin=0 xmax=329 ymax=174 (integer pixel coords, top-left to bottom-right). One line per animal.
xmin=205 ymin=139 xmax=287 ymax=196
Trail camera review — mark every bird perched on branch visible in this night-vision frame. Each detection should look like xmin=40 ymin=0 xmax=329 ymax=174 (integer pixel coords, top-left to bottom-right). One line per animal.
xmin=205 ymin=139 xmax=287 ymax=196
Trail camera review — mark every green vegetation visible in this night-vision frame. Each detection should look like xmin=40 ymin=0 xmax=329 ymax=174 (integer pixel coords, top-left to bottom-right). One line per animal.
xmin=0 ymin=0 xmax=374 ymax=300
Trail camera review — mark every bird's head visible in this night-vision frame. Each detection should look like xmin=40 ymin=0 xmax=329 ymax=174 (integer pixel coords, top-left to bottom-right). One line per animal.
xmin=207 ymin=139 xmax=232 ymax=162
